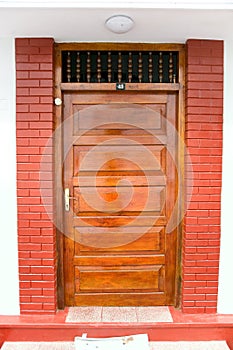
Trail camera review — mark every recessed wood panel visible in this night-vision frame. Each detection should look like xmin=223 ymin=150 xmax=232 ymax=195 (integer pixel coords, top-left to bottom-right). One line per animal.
xmin=73 ymin=186 xmax=165 ymax=214
xmin=72 ymin=215 xmax=167 ymax=227
xmin=75 ymin=266 xmax=163 ymax=292
xmin=73 ymin=104 xmax=166 ymax=133
xmin=74 ymin=226 xmax=164 ymax=254
xmin=73 ymin=145 xmax=165 ymax=175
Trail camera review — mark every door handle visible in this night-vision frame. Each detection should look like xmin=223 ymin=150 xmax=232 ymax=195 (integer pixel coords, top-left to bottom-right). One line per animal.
xmin=64 ymin=188 xmax=76 ymax=212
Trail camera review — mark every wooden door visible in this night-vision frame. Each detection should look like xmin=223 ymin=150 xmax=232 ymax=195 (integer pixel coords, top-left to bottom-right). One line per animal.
xmin=62 ymin=91 xmax=178 ymax=306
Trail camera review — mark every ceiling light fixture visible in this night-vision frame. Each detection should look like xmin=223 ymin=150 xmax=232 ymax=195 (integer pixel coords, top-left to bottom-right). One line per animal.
xmin=105 ymin=15 xmax=134 ymax=34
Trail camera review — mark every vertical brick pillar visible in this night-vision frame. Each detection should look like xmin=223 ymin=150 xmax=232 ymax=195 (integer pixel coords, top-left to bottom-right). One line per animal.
xmin=183 ymin=40 xmax=223 ymax=313
xmin=16 ymin=38 xmax=56 ymax=314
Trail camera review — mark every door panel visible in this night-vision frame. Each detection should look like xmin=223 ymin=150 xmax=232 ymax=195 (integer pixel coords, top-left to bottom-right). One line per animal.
xmin=75 ymin=227 xmax=164 ymax=253
xmin=75 ymin=266 xmax=163 ymax=291
xmin=63 ymin=91 xmax=177 ymax=306
xmin=73 ymin=104 xmax=167 ymax=133
xmin=73 ymin=145 xmax=165 ymax=173
xmin=73 ymin=186 xmax=165 ymax=214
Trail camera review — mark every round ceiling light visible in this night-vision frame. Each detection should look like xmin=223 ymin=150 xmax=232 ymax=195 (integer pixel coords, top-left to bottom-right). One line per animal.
xmin=105 ymin=15 xmax=134 ymax=34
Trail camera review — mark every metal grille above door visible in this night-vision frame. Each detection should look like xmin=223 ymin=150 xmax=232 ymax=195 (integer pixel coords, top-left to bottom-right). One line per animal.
xmin=62 ymin=51 xmax=178 ymax=84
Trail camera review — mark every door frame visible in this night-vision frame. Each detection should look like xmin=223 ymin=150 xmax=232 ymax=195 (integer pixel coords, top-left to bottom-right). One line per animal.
xmin=54 ymin=43 xmax=185 ymax=309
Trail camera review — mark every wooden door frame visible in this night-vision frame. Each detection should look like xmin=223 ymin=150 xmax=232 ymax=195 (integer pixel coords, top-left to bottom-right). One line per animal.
xmin=54 ymin=43 xmax=185 ymax=309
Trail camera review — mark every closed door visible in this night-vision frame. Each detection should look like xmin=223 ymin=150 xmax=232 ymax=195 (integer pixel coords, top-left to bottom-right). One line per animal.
xmin=62 ymin=91 xmax=178 ymax=306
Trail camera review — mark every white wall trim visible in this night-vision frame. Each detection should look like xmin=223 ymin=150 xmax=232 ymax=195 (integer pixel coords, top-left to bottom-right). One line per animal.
xmin=0 ymin=1 xmax=233 ymax=10
xmin=217 ymin=40 xmax=233 ymax=314
xmin=0 ymin=37 xmax=20 ymax=315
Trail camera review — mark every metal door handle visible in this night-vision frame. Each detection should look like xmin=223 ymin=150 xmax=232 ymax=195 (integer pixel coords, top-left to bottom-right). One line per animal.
xmin=64 ymin=188 xmax=76 ymax=212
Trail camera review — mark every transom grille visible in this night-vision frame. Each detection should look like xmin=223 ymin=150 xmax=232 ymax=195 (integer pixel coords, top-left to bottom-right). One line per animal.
xmin=62 ymin=51 xmax=179 ymax=84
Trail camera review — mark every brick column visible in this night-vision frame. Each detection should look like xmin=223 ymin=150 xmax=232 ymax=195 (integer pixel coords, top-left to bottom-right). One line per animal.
xmin=16 ymin=38 xmax=56 ymax=314
xmin=183 ymin=40 xmax=223 ymax=313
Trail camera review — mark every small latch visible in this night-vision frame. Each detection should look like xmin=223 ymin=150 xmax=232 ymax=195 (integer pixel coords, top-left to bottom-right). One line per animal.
xmin=54 ymin=97 xmax=62 ymax=106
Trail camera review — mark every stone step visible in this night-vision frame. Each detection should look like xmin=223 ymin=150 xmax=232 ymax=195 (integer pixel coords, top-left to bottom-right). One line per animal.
xmin=65 ymin=306 xmax=173 ymax=323
xmin=1 ymin=341 xmax=230 ymax=349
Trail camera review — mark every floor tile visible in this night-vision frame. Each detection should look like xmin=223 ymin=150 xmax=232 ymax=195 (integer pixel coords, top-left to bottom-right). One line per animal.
xmin=150 ymin=341 xmax=230 ymax=349
xmin=65 ymin=306 xmax=102 ymax=323
xmin=136 ymin=306 xmax=173 ymax=323
xmin=101 ymin=306 xmax=137 ymax=322
xmin=1 ymin=343 xmax=75 ymax=350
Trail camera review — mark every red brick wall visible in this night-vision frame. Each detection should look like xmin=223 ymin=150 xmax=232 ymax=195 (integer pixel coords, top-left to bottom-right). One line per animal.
xmin=183 ymin=39 xmax=223 ymax=313
xmin=16 ymin=38 xmax=56 ymax=314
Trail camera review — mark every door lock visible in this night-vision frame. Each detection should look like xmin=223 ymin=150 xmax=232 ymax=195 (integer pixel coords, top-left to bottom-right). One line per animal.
xmin=64 ymin=188 xmax=76 ymax=212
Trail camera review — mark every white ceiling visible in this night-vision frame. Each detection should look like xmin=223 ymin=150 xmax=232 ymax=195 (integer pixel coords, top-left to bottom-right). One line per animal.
xmin=0 ymin=5 xmax=233 ymax=42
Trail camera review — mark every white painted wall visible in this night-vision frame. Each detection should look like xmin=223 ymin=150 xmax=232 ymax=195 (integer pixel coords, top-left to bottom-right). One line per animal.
xmin=0 ymin=18 xmax=230 ymax=317
xmin=0 ymin=7 xmax=233 ymax=43
xmin=0 ymin=37 xmax=20 ymax=315
xmin=218 ymin=40 xmax=233 ymax=314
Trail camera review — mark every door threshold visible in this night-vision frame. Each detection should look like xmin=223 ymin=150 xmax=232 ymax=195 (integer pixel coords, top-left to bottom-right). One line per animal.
xmin=65 ymin=306 xmax=173 ymax=323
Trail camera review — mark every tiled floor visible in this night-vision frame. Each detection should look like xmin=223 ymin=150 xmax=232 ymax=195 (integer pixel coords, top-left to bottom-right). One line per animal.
xmin=1 ymin=344 xmax=75 ymax=350
xmin=1 ymin=341 xmax=230 ymax=349
xmin=65 ymin=306 xmax=173 ymax=323
xmin=1 ymin=308 xmax=233 ymax=346
xmin=150 ymin=342 xmax=230 ymax=350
